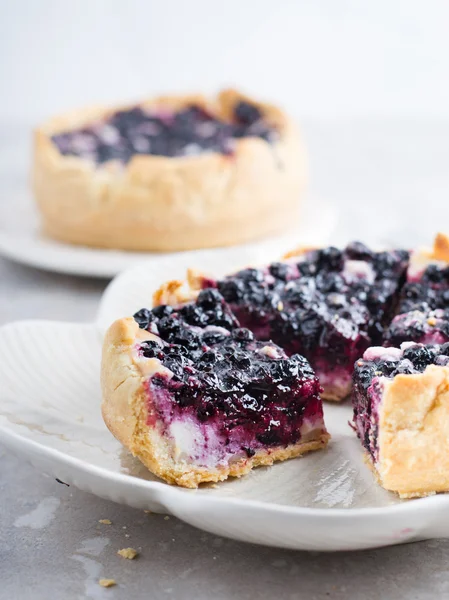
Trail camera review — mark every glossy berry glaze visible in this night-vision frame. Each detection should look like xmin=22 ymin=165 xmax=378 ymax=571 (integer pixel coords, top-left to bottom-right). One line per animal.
xmin=51 ymin=101 xmax=277 ymax=165
xmin=133 ymin=289 xmax=325 ymax=468
xmin=204 ymin=243 xmax=409 ymax=397
xmin=353 ymin=343 xmax=449 ymax=461
xmin=385 ymin=263 xmax=449 ymax=346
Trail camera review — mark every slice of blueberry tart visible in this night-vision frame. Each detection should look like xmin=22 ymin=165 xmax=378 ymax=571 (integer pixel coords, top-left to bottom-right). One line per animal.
xmin=101 ymin=289 xmax=329 ymax=487
xmin=33 ymin=89 xmax=305 ymax=251
xmin=154 ymin=241 xmax=409 ymax=401
xmin=353 ymin=343 xmax=449 ymax=498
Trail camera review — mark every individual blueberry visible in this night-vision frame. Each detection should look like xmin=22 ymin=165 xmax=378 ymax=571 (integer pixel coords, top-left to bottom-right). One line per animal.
xmin=269 ymin=262 xmax=289 ymax=280
xmin=423 ymin=264 xmax=445 ymax=284
xmin=172 ymin=328 xmax=200 ymax=349
xmin=200 ymin=350 xmax=217 ymax=364
xmin=157 ymin=316 xmax=182 ymax=339
xmin=402 ymin=345 xmax=436 ymax=371
xmin=290 ymin=354 xmax=315 ymax=377
xmin=180 ymin=303 xmax=208 ymax=326
xmin=217 ymin=279 xmax=245 ymax=303
xmin=345 ymin=241 xmax=373 ymax=261
xmin=234 ymin=101 xmax=262 ymax=126
xmin=380 ymin=361 xmax=398 ymax=377
xmin=197 ymin=288 xmax=224 ymax=309
xmin=317 ymin=247 xmax=343 ymax=271
xmin=140 ymin=340 xmax=162 ymax=358
xmin=269 ymin=359 xmax=294 ymax=382
xmin=152 ymin=305 xmax=174 ymax=319
xmin=231 ymin=328 xmax=254 ymax=343
xmin=133 ymin=308 xmax=154 ymax=329
xmin=374 ymin=251 xmax=400 ymax=275
xmin=298 ymin=310 xmax=322 ymax=342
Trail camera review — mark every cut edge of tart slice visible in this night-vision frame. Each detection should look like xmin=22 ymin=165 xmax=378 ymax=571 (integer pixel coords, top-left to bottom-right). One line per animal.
xmin=101 ymin=313 xmax=329 ymax=489
xmin=352 ymin=344 xmax=449 ymax=498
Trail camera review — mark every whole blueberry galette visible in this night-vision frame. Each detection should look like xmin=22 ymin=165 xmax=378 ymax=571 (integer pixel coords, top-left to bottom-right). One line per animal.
xmin=33 ymin=89 xmax=305 ymax=251
xmin=102 ymin=233 xmax=449 ymax=494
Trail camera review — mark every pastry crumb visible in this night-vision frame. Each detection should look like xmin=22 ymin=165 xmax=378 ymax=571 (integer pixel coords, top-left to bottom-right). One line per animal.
xmin=164 ymin=516 xmax=170 ymax=521
xmin=99 ymin=519 xmax=112 ymax=525
xmin=117 ymin=547 xmax=138 ymax=560
xmin=210 ymin=484 xmax=219 ymax=489
xmin=144 ymin=510 xmax=152 ymax=514
xmin=99 ymin=579 xmax=116 ymax=588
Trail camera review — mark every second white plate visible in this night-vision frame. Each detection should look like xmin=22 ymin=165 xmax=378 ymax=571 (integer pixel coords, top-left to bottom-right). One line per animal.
xmin=0 ymin=189 xmax=336 ymax=278
xmin=1 ymin=318 xmax=447 ymax=552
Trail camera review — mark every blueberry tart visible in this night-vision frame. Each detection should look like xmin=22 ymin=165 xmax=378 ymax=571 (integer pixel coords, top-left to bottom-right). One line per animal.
xmin=33 ymin=89 xmax=305 ymax=251
xmin=154 ymin=241 xmax=409 ymax=400
xmin=101 ymin=289 xmax=329 ymax=487
xmin=353 ymin=343 xmax=449 ymax=497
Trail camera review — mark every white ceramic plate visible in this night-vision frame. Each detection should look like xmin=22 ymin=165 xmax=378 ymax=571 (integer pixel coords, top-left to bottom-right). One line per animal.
xmin=2 ymin=256 xmax=449 ymax=551
xmin=0 ymin=188 xmax=336 ymax=278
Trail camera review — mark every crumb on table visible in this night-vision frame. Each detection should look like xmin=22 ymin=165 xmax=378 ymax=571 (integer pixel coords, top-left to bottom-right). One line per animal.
xmin=117 ymin=547 xmax=138 ymax=560
xmin=99 ymin=579 xmax=116 ymax=588
xmin=99 ymin=519 xmax=112 ymax=525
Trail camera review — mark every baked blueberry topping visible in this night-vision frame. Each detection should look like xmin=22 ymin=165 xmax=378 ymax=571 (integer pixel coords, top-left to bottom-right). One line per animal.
xmin=134 ymin=291 xmax=324 ymax=450
xmin=52 ymin=101 xmax=277 ymax=164
xmin=385 ymin=308 xmax=449 ymax=347
xmin=211 ymin=243 xmax=409 ymax=397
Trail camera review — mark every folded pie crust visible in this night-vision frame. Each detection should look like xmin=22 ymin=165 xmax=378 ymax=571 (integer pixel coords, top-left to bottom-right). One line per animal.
xmin=369 ymin=365 xmax=449 ymax=498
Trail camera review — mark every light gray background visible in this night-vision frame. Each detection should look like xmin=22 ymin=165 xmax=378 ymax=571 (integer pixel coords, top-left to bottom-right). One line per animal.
xmin=2 ymin=2 xmax=449 ymax=599
xmin=2 ymin=0 xmax=449 ymax=124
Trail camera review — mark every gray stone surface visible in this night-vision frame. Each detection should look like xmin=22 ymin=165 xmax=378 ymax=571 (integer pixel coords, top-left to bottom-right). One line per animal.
xmin=2 ymin=120 xmax=449 ymax=599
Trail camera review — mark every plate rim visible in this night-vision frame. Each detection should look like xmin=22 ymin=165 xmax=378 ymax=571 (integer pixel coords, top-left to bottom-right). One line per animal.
xmin=0 ymin=199 xmax=337 ymax=278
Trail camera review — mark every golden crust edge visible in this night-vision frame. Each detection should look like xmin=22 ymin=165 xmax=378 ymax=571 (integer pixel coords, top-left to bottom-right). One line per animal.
xmin=362 ymin=365 xmax=449 ymax=498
